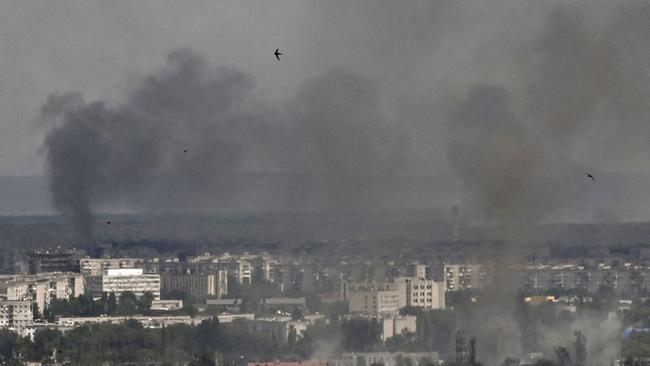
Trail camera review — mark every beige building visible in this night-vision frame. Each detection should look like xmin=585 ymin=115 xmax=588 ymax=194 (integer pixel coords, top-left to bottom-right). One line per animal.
xmin=80 ymin=258 xmax=141 ymax=276
xmin=344 ymin=276 xmax=444 ymax=314
xmin=347 ymin=286 xmax=403 ymax=315
xmin=0 ymin=272 xmax=84 ymax=315
xmin=161 ymin=271 xmax=227 ymax=300
xmin=0 ymin=300 xmax=32 ymax=329
xmin=86 ymin=268 xmax=160 ymax=300
xmin=397 ymin=277 xmax=445 ymax=310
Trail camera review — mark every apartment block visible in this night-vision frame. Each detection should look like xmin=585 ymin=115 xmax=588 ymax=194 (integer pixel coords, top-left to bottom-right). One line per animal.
xmin=86 ymin=268 xmax=160 ymax=300
xmin=0 ymin=300 xmax=32 ymax=329
xmin=80 ymin=258 xmax=141 ymax=276
xmin=161 ymin=271 xmax=227 ymax=300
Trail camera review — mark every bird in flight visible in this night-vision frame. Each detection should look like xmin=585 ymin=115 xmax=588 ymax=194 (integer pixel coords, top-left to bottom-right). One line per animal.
xmin=183 ymin=147 xmax=190 ymax=153
xmin=274 ymin=48 xmax=283 ymax=61
xmin=586 ymin=173 xmax=595 ymax=182
xmin=106 ymin=220 xmax=111 ymax=224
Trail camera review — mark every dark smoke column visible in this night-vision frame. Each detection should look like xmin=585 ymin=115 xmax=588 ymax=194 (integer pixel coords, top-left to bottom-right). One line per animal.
xmin=43 ymin=102 xmax=112 ymax=244
xmin=40 ymin=49 xmax=255 ymax=244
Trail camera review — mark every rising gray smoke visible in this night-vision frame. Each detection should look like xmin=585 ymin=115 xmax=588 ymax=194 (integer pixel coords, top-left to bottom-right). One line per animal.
xmin=446 ymin=3 xmax=649 ymax=363
xmin=41 ymin=49 xmax=406 ymax=242
xmin=448 ymin=3 xmax=650 ymax=224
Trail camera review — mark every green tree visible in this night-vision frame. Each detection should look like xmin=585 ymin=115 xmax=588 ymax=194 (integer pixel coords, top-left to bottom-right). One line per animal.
xmin=107 ymin=292 xmax=118 ymax=314
xmin=0 ymin=329 xmax=18 ymax=363
xmin=138 ymin=291 xmax=155 ymax=313
xmin=33 ymin=328 xmax=63 ymax=362
xmin=291 ymin=306 xmax=304 ymax=320
xmin=117 ymin=291 xmax=139 ymax=315
xmin=342 ymin=318 xmax=381 ymax=351
xmin=287 ymin=325 xmax=297 ymax=353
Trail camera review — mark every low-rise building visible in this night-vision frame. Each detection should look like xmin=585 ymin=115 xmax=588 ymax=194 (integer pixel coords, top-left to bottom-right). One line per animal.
xmin=260 ymin=297 xmax=306 ymax=313
xmin=382 ymin=315 xmax=417 ymax=340
xmin=206 ymin=298 xmax=243 ymax=313
xmin=150 ymin=299 xmax=183 ymax=311
xmin=334 ymin=352 xmax=440 ymax=366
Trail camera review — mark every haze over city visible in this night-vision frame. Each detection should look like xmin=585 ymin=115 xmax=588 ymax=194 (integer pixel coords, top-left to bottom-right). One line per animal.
xmin=0 ymin=1 xmax=649 ymax=365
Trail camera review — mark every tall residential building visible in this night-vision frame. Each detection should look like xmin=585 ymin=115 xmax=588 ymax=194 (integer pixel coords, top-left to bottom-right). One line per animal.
xmin=86 ymin=268 xmax=160 ymax=300
xmin=27 ymin=251 xmax=81 ymax=274
xmin=397 ymin=277 xmax=445 ymax=309
xmin=443 ymin=264 xmax=488 ymax=292
xmin=80 ymin=258 xmax=141 ymax=276
xmin=0 ymin=272 xmax=84 ymax=316
xmin=161 ymin=271 xmax=227 ymax=300
xmin=0 ymin=300 xmax=32 ymax=329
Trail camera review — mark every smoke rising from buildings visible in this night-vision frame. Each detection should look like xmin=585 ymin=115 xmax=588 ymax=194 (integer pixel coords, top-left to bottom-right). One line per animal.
xmin=444 ymin=3 xmax=649 ymax=363
xmin=41 ymin=49 xmax=406 ymax=241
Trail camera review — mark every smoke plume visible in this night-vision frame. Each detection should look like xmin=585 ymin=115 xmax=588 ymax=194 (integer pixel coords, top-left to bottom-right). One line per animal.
xmin=41 ymin=49 xmax=406 ymax=242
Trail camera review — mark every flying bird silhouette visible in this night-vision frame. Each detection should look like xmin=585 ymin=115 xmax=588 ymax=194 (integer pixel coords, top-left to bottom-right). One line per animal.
xmin=106 ymin=220 xmax=111 ymax=224
xmin=274 ymin=48 xmax=283 ymax=61
xmin=183 ymin=147 xmax=189 ymax=153
xmin=586 ymin=173 xmax=595 ymax=182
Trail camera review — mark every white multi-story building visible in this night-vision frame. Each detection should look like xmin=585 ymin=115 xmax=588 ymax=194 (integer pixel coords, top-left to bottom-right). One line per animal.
xmin=0 ymin=272 xmax=84 ymax=315
xmin=80 ymin=258 xmax=141 ymax=276
xmin=397 ymin=277 xmax=445 ymax=310
xmin=0 ymin=300 xmax=32 ymax=329
xmin=86 ymin=268 xmax=160 ymax=300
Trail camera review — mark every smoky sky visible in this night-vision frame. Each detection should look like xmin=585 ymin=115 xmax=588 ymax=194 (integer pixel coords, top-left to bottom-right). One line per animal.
xmin=41 ymin=49 xmax=409 ymax=239
xmin=24 ymin=0 xmax=650 ymax=236
xmin=447 ymin=2 xmax=650 ymax=225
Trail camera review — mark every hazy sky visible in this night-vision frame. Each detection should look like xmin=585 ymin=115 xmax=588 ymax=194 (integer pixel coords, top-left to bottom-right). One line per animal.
xmin=1 ymin=1 xmax=649 ymax=222
xmin=0 ymin=0 xmax=542 ymax=176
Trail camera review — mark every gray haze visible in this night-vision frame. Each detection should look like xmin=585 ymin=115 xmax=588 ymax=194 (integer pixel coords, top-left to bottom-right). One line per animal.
xmin=0 ymin=0 xmax=646 ymax=225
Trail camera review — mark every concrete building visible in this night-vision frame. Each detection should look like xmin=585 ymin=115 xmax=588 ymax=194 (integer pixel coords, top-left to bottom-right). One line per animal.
xmin=56 ymin=314 xmax=255 ymax=328
xmin=161 ymin=272 xmax=227 ymax=300
xmin=206 ymin=298 xmax=243 ymax=313
xmin=404 ymin=264 xmax=427 ymax=279
xmin=382 ymin=315 xmax=417 ymax=341
xmin=348 ymin=287 xmax=402 ymax=315
xmin=0 ymin=300 xmax=32 ymax=329
xmin=398 ymin=277 xmax=446 ymax=309
xmin=150 ymin=299 xmax=183 ymax=311
xmin=0 ymin=272 xmax=83 ymax=316
xmin=27 ymin=251 xmax=81 ymax=274
xmin=443 ymin=264 xmax=488 ymax=291
xmin=334 ymin=352 xmax=439 ymax=366
xmin=260 ymin=297 xmax=306 ymax=313
xmin=249 ymin=363 xmax=327 ymax=366
xmin=80 ymin=258 xmax=141 ymax=276
xmin=86 ymin=268 xmax=160 ymax=300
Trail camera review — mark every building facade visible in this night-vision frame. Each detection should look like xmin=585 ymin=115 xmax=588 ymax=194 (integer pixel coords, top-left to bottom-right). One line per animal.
xmin=86 ymin=268 xmax=160 ymax=300
xmin=161 ymin=272 xmax=227 ymax=300
xmin=80 ymin=258 xmax=141 ymax=276
xmin=0 ymin=300 xmax=32 ymax=329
